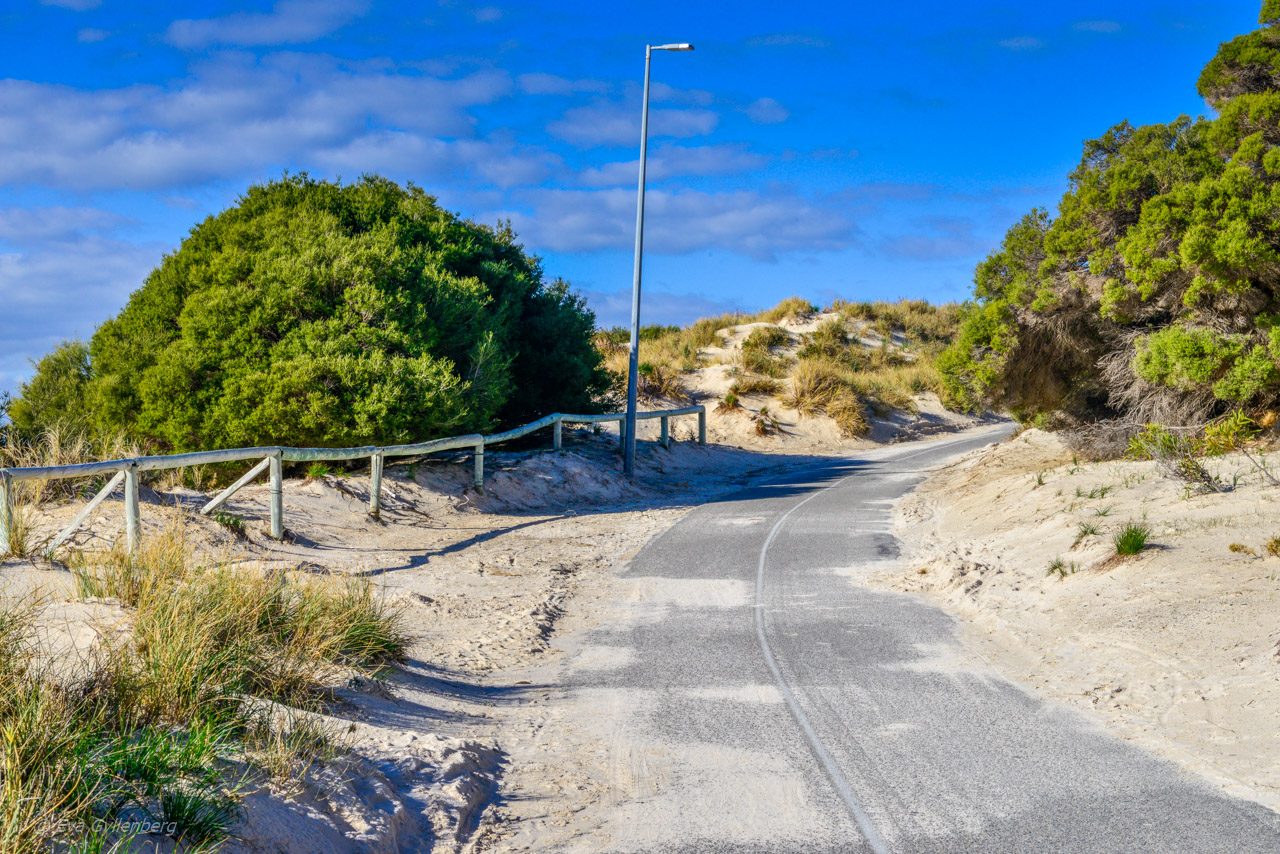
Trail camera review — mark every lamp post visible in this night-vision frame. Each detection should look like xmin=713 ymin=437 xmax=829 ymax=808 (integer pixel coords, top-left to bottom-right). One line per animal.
xmin=624 ymin=41 xmax=694 ymax=477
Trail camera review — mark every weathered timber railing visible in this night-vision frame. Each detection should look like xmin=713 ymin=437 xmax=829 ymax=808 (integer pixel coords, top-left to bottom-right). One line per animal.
xmin=0 ymin=405 xmax=706 ymax=557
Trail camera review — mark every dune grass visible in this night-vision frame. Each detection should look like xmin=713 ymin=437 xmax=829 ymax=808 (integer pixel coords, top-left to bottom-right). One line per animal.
xmin=1113 ymin=522 xmax=1151 ymax=556
xmin=0 ymin=524 xmax=407 ymax=852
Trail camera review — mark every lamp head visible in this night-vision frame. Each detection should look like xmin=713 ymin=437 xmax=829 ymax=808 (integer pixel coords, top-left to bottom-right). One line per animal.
xmin=652 ymin=43 xmax=695 ymax=51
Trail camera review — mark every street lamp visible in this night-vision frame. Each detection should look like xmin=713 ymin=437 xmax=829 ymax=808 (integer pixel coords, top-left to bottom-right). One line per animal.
xmin=623 ymin=41 xmax=695 ymax=477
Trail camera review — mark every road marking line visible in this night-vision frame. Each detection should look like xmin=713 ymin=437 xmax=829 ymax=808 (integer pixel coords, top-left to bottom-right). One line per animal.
xmin=752 ymin=432 xmax=990 ymax=854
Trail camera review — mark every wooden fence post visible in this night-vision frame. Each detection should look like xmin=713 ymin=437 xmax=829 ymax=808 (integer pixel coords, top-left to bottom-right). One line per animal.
xmin=698 ymin=409 xmax=707 ymax=445
xmin=473 ymin=442 xmax=485 ymax=490
xmin=0 ymin=472 xmax=12 ymax=553
xmin=269 ymin=452 xmax=284 ymax=540
xmin=369 ymin=452 xmax=384 ymax=517
xmin=124 ymin=466 xmax=140 ymax=555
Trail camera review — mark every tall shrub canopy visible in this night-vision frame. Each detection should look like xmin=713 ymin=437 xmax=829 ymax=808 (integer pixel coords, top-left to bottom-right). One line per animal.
xmin=9 ymin=175 xmax=608 ymax=450
xmin=940 ymin=3 xmax=1280 ymax=425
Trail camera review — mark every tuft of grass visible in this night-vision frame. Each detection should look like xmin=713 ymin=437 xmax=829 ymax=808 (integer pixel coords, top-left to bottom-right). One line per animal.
xmin=636 ymin=361 xmax=690 ymax=402
xmin=785 ymin=357 xmax=852 ymax=414
xmin=306 ymin=462 xmax=334 ymax=480
xmin=160 ymin=785 xmax=240 ymax=847
xmin=1046 ymin=557 xmax=1079 ymax=579
xmin=1034 ymin=470 xmax=1047 ymax=487
xmin=1113 ymin=522 xmax=1151 ymax=557
xmin=739 ymin=346 xmax=790 ymax=378
xmin=729 ymin=376 xmax=782 ymax=397
xmin=3 ymin=500 xmax=38 ymax=560
xmin=751 ymin=406 xmax=781 ymax=437
xmin=211 ymin=510 xmax=246 ymax=538
xmin=1228 ymin=542 xmax=1258 ymax=557
xmin=827 ymin=391 xmax=869 ymax=438
xmin=1073 ymin=522 xmax=1100 ymax=547
xmin=757 ymin=296 xmax=817 ymax=323
xmin=1094 ymin=505 xmax=1113 ymax=517
xmin=741 ymin=326 xmax=791 ymax=351
xmin=715 ymin=392 xmax=741 ymax=414
xmin=1267 ymin=537 xmax=1280 ymax=557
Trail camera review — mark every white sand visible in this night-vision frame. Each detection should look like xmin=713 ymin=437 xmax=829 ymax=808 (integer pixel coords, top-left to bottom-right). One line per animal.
xmin=876 ymin=428 xmax=1280 ymax=811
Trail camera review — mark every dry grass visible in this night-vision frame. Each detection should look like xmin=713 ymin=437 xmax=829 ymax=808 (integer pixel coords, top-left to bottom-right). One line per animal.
xmin=0 ymin=525 xmax=410 ymax=852
xmin=757 ymin=296 xmax=817 ymax=324
xmin=729 ymin=376 xmax=783 ymax=397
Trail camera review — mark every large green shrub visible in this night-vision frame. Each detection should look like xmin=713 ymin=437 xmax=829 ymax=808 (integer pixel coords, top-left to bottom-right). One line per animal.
xmin=10 ymin=176 xmax=609 ymax=450
xmin=941 ymin=2 xmax=1280 ymax=426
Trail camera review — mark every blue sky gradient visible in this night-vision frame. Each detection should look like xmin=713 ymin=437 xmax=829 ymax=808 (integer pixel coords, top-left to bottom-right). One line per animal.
xmin=0 ymin=0 xmax=1263 ymax=393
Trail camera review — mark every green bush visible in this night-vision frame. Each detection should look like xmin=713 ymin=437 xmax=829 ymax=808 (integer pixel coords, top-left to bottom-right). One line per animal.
xmin=941 ymin=4 xmax=1280 ymax=425
xmin=10 ymin=176 xmax=609 ymax=451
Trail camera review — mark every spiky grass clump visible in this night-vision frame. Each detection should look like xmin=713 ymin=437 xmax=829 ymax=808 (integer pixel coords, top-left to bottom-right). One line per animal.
xmin=715 ymin=392 xmax=741 ymax=414
xmin=1113 ymin=523 xmax=1151 ymax=556
xmin=757 ymin=296 xmax=817 ymax=324
xmin=785 ymin=357 xmax=853 ymax=414
xmin=826 ymin=391 xmax=869 ymax=438
xmin=729 ymin=376 xmax=782 ymax=398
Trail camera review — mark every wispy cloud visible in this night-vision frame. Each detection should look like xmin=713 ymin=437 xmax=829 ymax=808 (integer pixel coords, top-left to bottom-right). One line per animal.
xmin=39 ymin=0 xmax=100 ymax=9
xmin=576 ymin=144 xmax=767 ymax=186
xmin=580 ymin=287 xmax=743 ymax=328
xmin=744 ymin=97 xmax=789 ymax=124
xmin=165 ymin=0 xmax=369 ymax=48
xmin=548 ymin=104 xmax=718 ymax=147
xmin=0 ymin=58 xmax=512 ymax=190
xmin=516 ymin=73 xmax=610 ymax=96
xmin=880 ymin=216 xmax=985 ymax=261
xmin=76 ymin=27 xmax=110 ymax=43
xmin=491 ymin=188 xmax=857 ymax=260
xmin=1073 ymin=20 xmax=1121 ymax=34
xmin=998 ymin=36 xmax=1044 ymax=51
xmin=746 ymin=33 xmax=829 ymax=49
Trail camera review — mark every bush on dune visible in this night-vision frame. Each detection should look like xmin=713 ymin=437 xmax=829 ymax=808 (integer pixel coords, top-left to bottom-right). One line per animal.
xmin=940 ymin=4 xmax=1280 ymax=427
xmin=8 ymin=175 xmax=610 ymax=452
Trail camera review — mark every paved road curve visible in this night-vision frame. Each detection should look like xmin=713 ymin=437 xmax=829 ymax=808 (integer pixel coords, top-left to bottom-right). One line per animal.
xmin=570 ymin=427 xmax=1280 ymax=853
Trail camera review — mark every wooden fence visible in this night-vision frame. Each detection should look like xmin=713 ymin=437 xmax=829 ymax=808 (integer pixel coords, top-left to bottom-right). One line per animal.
xmin=0 ymin=405 xmax=706 ymax=557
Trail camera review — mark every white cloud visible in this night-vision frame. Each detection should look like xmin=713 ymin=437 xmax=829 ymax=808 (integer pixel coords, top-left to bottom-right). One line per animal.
xmin=0 ymin=224 xmax=160 ymax=392
xmin=581 ymin=287 xmax=743 ymax=328
xmin=998 ymin=36 xmax=1044 ymax=51
xmin=744 ymin=97 xmax=789 ymax=124
xmin=39 ymin=0 xmax=100 ymax=9
xmin=576 ymin=144 xmax=767 ymax=187
xmin=549 ymin=104 xmax=718 ymax=147
xmin=473 ymin=6 xmax=503 ymax=23
xmin=489 ymin=187 xmax=856 ymax=260
xmin=517 ymin=73 xmax=610 ymax=96
xmin=0 ymin=206 xmax=127 ymax=243
xmin=76 ymin=27 xmax=110 ymax=43
xmin=0 ymin=60 xmax=512 ymax=190
xmin=165 ymin=0 xmax=369 ymax=48
xmin=745 ymin=33 xmax=828 ymax=49
xmin=1074 ymin=20 xmax=1121 ymax=34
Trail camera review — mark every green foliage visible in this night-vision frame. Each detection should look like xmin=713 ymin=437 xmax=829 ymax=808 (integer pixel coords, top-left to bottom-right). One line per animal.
xmin=7 ymin=341 xmax=92 ymax=436
xmin=12 ymin=176 xmax=608 ymax=451
xmin=1113 ymin=522 xmax=1151 ymax=556
xmin=944 ymin=9 xmax=1280 ymax=424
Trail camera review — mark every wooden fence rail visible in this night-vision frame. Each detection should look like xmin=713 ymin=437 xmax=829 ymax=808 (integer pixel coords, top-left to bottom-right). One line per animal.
xmin=0 ymin=405 xmax=706 ymax=557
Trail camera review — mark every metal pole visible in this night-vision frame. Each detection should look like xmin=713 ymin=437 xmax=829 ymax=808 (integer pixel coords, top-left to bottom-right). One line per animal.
xmin=269 ymin=452 xmax=283 ymax=540
xmin=124 ymin=466 xmax=140 ymax=555
xmin=368 ymin=452 xmax=383 ymax=517
xmin=623 ymin=46 xmax=654 ymax=477
xmin=553 ymin=419 xmax=562 ymax=451
xmin=698 ymin=408 xmax=707 ymax=444
xmin=661 ymin=415 xmax=670 ymax=449
xmin=473 ymin=442 xmax=485 ymax=490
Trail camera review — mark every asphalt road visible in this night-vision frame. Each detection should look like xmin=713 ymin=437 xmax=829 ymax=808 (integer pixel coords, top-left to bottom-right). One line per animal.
xmin=571 ymin=427 xmax=1280 ymax=853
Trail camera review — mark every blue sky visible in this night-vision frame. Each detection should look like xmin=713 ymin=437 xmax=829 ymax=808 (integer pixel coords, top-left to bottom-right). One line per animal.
xmin=0 ymin=0 xmax=1263 ymax=394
